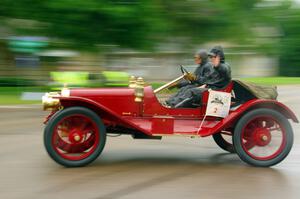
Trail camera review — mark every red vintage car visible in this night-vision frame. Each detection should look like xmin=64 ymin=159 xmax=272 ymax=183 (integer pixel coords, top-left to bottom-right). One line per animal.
xmin=42 ymin=69 xmax=298 ymax=167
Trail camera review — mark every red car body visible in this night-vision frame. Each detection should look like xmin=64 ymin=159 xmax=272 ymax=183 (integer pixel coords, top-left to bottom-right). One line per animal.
xmin=49 ymin=84 xmax=297 ymax=136
xmin=43 ymin=80 xmax=298 ymax=167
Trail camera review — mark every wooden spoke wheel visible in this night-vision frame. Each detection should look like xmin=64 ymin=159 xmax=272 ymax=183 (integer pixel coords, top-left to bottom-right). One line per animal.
xmin=44 ymin=107 xmax=106 ymax=167
xmin=233 ymin=108 xmax=293 ymax=167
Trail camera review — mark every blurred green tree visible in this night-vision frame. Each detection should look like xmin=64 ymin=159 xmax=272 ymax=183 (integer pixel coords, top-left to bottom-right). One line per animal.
xmin=278 ymin=7 xmax=300 ymax=76
xmin=0 ymin=0 xmax=262 ymax=51
xmin=0 ymin=0 xmax=167 ymax=50
xmin=1 ymin=0 xmax=299 ymax=77
xmin=251 ymin=0 xmax=300 ymax=76
xmin=160 ymin=0 xmax=261 ymax=43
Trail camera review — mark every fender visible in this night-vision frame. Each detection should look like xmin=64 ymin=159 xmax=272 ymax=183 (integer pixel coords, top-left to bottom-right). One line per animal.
xmin=200 ymin=99 xmax=298 ymax=137
xmin=56 ymin=96 xmax=152 ymax=135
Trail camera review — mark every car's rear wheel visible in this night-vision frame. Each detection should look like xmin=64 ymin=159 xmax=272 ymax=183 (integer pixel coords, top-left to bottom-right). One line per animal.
xmin=213 ymin=131 xmax=235 ymax=153
xmin=44 ymin=107 xmax=106 ymax=167
xmin=233 ymin=108 xmax=293 ymax=167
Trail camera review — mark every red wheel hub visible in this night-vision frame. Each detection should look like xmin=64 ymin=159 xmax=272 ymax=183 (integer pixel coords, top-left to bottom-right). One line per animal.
xmin=68 ymin=129 xmax=84 ymax=143
xmin=253 ymin=128 xmax=271 ymax=146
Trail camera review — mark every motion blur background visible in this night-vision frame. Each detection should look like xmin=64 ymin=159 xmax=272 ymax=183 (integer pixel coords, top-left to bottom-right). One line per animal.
xmin=1 ymin=0 xmax=300 ymax=103
xmin=2 ymin=2 xmax=300 ymax=198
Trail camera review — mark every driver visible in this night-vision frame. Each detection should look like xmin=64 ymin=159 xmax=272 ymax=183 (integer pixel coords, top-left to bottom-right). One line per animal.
xmin=165 ymin=49 xmax=213 ymax=107
xmin=173 ymin=46 xmax=232 ymax=108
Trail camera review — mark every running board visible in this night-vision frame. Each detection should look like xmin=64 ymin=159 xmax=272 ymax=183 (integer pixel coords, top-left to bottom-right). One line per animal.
xmin=132 ymin=133 xmax=162 ymax=140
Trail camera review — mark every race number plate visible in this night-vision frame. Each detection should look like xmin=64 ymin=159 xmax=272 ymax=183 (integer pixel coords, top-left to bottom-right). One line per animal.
xmin=206 ymin=90 xmax=231 ymax=118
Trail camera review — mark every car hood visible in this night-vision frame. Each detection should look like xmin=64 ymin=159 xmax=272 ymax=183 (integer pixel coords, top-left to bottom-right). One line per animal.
xmin=69 ymin=87 xmax=135 ymax=98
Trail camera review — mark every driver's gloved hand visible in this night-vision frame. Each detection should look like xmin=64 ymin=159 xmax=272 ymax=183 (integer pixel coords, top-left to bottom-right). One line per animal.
xmin=185 ymin=73 xmax=196 ymax=82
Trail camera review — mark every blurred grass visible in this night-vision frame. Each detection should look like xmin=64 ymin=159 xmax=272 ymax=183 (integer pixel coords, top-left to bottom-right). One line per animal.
xmin=151 ymin=77 xmax=300 ymax=89
xmin=0 ymin=94 xmax=39 ymax=105
xmin=1 ymin=77 xmax=300 ymax=105
xmin=0 ymin=87 xmax=46 ymax=105
xmin=240 ymin=77 xmax=300 ymax=85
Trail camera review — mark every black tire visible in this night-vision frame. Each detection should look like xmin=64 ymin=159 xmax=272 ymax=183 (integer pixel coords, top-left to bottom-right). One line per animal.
xmin=44 ymin=107 xmax=106 ymax=167
xmin=233 ymin=108 xmax=293 ymax=167
xmin=213 ymin=132 xmax=235 ymax=153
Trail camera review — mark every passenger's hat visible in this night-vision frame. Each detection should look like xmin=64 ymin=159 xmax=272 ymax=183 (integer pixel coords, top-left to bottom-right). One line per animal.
xmin=208 ymin=46 xmax=223 ymax=57
xmin=208 ymin=45 xmax=225 ymax=63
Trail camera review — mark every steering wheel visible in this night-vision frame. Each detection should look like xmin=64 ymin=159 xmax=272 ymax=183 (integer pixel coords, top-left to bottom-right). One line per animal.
xmin=180 ymin=65 xmax=195 ymax=82
xmin=180 ymin=65 xmax=189 ymax=75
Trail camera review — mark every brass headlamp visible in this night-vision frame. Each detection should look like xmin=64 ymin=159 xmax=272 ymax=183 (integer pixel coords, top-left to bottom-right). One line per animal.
xmin=42 ymin=84 xmax=70 ymax=111
xmin=42 ymin=92 xmax=60 ymax=111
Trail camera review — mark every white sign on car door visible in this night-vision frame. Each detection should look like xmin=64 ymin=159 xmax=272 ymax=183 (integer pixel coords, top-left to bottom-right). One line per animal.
xmin=206 ymin=90 xmax=231 ymax=118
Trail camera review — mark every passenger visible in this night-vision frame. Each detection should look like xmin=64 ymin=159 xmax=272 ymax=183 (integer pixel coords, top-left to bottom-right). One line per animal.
xmin=206 ymin=45 xmax=231 ymax=90
xmin=174 ymin=46 xmax=231 ymax=108
xmin=166 ymin=49 xmax=213 ymax=107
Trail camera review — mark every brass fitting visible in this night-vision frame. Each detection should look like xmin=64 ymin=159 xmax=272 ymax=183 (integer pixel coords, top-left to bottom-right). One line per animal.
xmin=42 ymin=85 xmax=70 ymax=111
xmin=61 ymin=83 xmax=70 ymax=97
xmin=42 ymin=92 xmax=60 ymax=111
xmin=129 ymin=76 xmax=137 ymax=88
xmin=134 ymin=77 xmax=145 ymax=102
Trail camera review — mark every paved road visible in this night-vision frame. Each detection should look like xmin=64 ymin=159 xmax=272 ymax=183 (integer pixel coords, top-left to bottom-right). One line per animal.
xmin=1 ymin=85 xmax=300 ymax=199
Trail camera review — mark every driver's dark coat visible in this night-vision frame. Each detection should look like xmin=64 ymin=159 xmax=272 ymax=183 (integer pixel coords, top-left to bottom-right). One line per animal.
xmin=166 ymin=61 xmax=213 ymax=107
xmin=166 ymin=62 xmax=231 ymax=107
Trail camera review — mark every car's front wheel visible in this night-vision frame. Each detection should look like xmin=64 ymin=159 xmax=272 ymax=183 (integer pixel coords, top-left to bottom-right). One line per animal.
xmin=44 ymin=107 xmax=106 ymax=167
xmin=233 ymin=108 xmax=293 ymax=167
